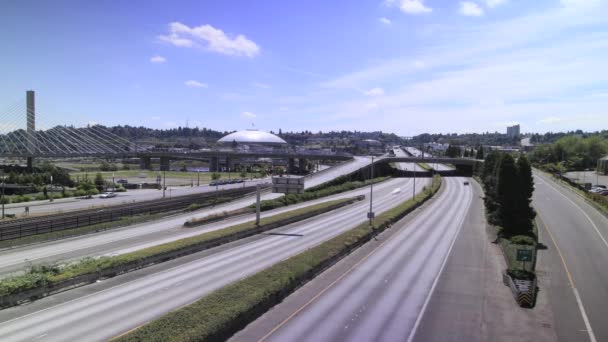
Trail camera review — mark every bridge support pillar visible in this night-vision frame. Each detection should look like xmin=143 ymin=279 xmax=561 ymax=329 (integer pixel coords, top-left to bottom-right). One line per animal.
xmin=210 ymin=156 xmax=218 ymax=172
xmin=139 ymin=156 xmax=152 ymax=170
xmin=299 ymin=158 xmax=309 ymax=174
xmin=27 ymin=157 xmax=34 ymax=172
xmin=160 ymin=157 xmax=171 ymax=171
xmin=287 ymin=158 xmax=295 ymax=174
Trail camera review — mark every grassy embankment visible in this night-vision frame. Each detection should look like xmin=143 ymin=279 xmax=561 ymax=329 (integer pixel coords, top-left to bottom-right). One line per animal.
xmin=116 ymin=176 xmax=441 ymax=342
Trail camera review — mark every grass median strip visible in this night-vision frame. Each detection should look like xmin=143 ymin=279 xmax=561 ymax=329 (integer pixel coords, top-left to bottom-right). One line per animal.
xmin=116 ymin=175 xmax=441 ymax=342
xmin=256 ymin=176 xmax=389 ymax=211
xmin=0 ymin=197 xmax=361 ymax=304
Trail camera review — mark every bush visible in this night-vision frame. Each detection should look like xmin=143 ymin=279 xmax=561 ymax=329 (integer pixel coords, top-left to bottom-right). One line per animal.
xmin=510 ymin=235 xmax=536 ymax=246
xmin=0 ymin=197 xmax=11 ymax=205
xmin=0 ymin=198 xmax=357 ymax=298
xmin=21 ymin=195 xmax=32 ymax=202
xmin=116 ymin=176 xmax=442 ymax=342
xmin=115 ymin=185 xmax=127 ymax=192
xmin=35 ymin=194 xmax=46 ymax=201
xmin=253 ymin=177 xmax=389 ymax=212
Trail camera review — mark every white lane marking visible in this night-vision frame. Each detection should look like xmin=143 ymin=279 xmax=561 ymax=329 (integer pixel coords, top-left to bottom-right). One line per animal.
xmin=574 ymin=288 xmax=597 ymax=342
xmin=535 ymin=173 xmax=608 ymax=250
xmin=538 ymin=211 xmax=597 ymax=342
xmin=391 ymin=188 xmax=402 ymax=195
xmin=407 ymin=180 xmax=472 ymax=342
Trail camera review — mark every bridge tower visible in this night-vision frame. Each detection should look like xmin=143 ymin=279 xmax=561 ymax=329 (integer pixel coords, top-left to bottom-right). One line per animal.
xmin=26 ymin=90 xmax=36 ymax=171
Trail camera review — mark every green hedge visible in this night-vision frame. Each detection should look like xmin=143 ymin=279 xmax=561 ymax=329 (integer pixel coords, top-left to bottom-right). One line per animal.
xmin=116 ymin=175 xmax=441 ymax=342
xmin=0 ymin=198 xmax=356 ymax=298
xmin=255 ymin=176 xmax=389 ymax=212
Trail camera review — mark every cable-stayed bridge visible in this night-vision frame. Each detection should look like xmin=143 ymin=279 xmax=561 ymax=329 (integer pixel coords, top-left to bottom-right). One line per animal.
xmin=0 ymin=91 xmax=134 ymax=159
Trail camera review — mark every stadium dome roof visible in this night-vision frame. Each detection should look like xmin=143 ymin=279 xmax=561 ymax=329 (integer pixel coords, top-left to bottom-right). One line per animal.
xmin=217 ymin=129 xmax=287 ymax=145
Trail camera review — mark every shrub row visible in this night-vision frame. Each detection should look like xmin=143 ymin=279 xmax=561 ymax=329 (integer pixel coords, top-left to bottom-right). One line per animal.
xmin=0 ymin=198 xmax=358 ymax=299
xmin=116 ymin=175 xmax=441 ymax=342
xmin=255 ymin=176 xmax=389 ymax=212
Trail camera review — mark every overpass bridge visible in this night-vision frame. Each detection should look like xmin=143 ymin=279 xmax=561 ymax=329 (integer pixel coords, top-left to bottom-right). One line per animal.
xmin=0 ymin=91 xmax=352 ymax=173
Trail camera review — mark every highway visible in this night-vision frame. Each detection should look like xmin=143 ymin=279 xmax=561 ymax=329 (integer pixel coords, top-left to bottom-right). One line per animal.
xmin=0 ymin=177 xmax=429 ymax=342
xmin=251 ymin=178 xmax=472 ymax=342
xmin=0 ymin=159 xmax=378 ymax=276
xmin=403 ymin=146 xmax=453 ymax=171
xmin=532 ymin=171 xmax=608 ymax=342
xmin=304 ymin=156 xmax=371 ymax=188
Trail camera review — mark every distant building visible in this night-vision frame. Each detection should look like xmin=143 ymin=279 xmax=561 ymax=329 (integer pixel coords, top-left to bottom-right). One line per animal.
xmin=506 ymin=124 xmax=520 ymax=138
xmin=598 ymin=155 xmax=608 ymax=175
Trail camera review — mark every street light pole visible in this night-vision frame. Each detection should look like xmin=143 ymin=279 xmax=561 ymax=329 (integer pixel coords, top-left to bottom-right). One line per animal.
xmin=1 ymin=175 xmax=5 ymax=219
xmin=368 ymin=156 xmax=375 ymax=226
xmin=162 ymin=170 xmax=166 ymax=198
xmin=413 ymin=162 xmax=417 ymax=200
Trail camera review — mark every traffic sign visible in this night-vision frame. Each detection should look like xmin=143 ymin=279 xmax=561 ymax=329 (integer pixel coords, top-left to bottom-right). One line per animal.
xmin=517 ymin=249 xmax=533 ymax=262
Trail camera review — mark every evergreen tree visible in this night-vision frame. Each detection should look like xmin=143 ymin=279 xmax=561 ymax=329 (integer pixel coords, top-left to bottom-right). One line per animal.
xmin=476 ymin=145 xmax=484 ymax=159
xmin=496 ymin=154 xmax=519 ymax=233
xmin=516 ymin=154 xmax=536 ymax=231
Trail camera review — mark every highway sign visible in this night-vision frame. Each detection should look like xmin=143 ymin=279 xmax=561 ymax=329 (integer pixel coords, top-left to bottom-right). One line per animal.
xmin=272 ymin=175 xmax=304 ymax=194
xmin=516 ymin=249 xmax=533 ymax=262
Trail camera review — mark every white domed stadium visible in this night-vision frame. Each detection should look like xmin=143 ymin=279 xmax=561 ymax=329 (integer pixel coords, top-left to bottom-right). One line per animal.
xmin=217 ymin=129 xmax=287 ymax=146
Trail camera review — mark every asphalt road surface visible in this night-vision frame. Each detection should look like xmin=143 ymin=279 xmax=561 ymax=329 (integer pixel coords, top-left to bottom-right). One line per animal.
xmin=0 ymin=157 xmax=376 ymax=277
xmin=533 ymin=171 xmax=608 ymax=342
xmin=257 ymin=178 xmax=472 ymax=342
xmin=0 ymin=177 xmax=429 ymax=342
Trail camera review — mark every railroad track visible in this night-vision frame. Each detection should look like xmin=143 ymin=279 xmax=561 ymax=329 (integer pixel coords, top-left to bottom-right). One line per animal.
xmin=0 ymin=185 xmax=266 ymax=241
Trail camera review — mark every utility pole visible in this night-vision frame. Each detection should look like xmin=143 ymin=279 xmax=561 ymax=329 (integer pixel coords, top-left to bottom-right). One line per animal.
xmin=1 ymin=174 xmax=5 ymax=219
xmin=197 ymin=171 xmax=200 ymax=187
xmin=162 ymin=170 xmax=166 ymax=198
xmin=413 ymin=162 xmax=417 ymax=200
xmin=368 ymin=156 xmax=375 ymax=226
xmin=50 ymin=175 xmax=53 ymax=202
xmin=255 ymin=184 xmax=261 ymax=225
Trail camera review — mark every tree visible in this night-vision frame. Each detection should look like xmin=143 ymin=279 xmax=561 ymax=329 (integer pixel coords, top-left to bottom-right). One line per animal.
xmin=496 ymin=154 xmax=519 ymax=233
xmin=211 ymin=172 xmax=221 ymax=181
xmin=476 ymin=145 xmax=484 ymax=159
xmin=94 ymin=173 xmax=105 ymax=191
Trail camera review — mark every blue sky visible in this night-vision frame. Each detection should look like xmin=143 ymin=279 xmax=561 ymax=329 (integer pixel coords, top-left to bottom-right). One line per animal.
xmin=1 ymin=0 xmax=607 ymax=136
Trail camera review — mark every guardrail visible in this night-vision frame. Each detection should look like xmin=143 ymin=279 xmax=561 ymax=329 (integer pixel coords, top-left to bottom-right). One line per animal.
xmin=0 ymin=185 xmax=266 ymax=241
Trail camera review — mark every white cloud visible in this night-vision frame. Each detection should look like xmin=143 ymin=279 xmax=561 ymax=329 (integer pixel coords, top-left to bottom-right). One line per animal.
xmin=388 ymin=0 xmax=432 ymax=14
xmin=240 ymin=111 xmax=257 ymax=119
xmin=184 ymin=80 xmax=208 ymax=88
xmin=252 ymin=82 xmax=271 ymax=89
xmin=158 ymin=22 xmax=260 ymax=57
xmin=364 ymin=87 xmax=385 ymax=96
xmin=150 ymin=115 xmax=161 ymax=121
xmin=379 ymin=17 xmax=392 ymax=25
xmin=279 ymin=106 xmax=289 ymax=111
xmin=485 ymin=0 xmax=507 ymax=8
xmin=539 ymin=116 xmax=563 ymax=124
xmin=149 ymin=55 xmax=167 ymax=63
xmin=460 ymin=2 xmax=484 ymax=16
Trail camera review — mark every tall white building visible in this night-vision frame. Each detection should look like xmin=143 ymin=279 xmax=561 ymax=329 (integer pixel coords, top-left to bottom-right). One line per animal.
xmin=507 ymin=124 xmax=520 ymax=138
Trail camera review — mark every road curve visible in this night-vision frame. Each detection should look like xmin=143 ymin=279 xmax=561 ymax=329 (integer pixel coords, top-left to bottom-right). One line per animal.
xmin=533 ymin=171 xmax=608 ymax=342
xmin=0 ymin=177 xmax=429 ymax=342
xmin=260 ymin=178 xmax=472 ymax=342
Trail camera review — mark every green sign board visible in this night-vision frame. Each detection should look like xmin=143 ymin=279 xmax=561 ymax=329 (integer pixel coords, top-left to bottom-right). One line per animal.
xmin=517 ymin=249 xmax=533 ymax=262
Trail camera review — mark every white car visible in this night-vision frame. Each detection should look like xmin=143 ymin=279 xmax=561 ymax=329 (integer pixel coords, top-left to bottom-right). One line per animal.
xmin=99 ymin=192 xmax=117 ymax=198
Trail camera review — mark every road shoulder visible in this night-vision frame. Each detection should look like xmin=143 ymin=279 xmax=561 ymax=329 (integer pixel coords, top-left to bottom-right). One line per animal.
xmin=229 ymin=178 xmax=447 ymax=342
xmin=412 ymin=179 xmax=558 ymax=342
